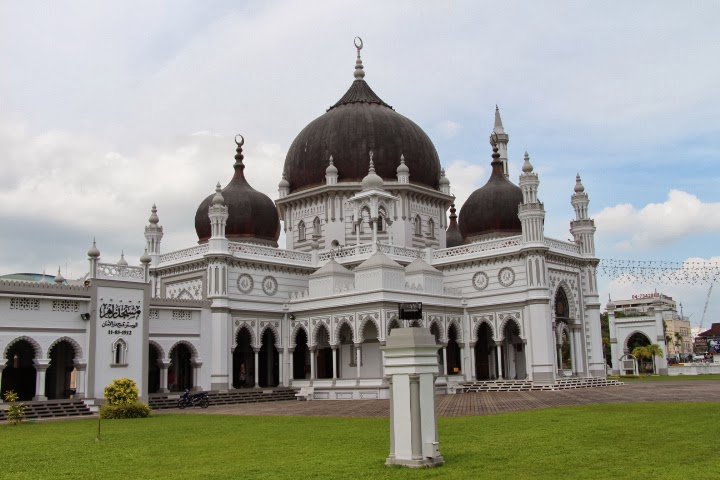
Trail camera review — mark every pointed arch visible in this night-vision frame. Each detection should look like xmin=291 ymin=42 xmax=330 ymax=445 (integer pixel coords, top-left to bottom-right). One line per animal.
xmin=47 ymin=336 xmax=83 ymax=360
xmin=359 ymin=315 xmax=380 ymax=343
xmin=148 ymin=340 xmax=165 ymax=360
xmin=387 ymin=317 xmax=401 ymax=336
xmin=555 ymin=321 xmax=570 ymax=343
xmin=377 ymin=205 xmax=388 ymax=232
xmin=298 ymin=220 xmax=306 ymax=242
xmin=234 ymin=324 xmax=256 ymax=350
xmin=624 ymin=330 xmax=652 ymax=352
xmin=414 ymin=215 xmax=422 ymax=236
xmin=291 ymin=323 xmax=309 ymax=347
xmin=3 ymin=336 xmax=42 ymax=359
xmin=429 ymin=319 xmax=445 ymax=343
xmin=259 ymin=323 xmax=281 ymax=349
xmin=474 ymin=320 xmax=494 ymax=343
xmin=313 ymin=216 xmax=321 ymax=236
xmin=446 ymin=319 xmax=462 ymax=343
xmin=169 ymin=340 xmax=199 ymax=359
xmin=499 ymin=317 xmax=522 ymax=341
xmin=552 ymin=282 xmax=577 ymax=321
xmin=112 ymin=338 xmax=128 ymax=364
xmin=312 ymin=321 xmax=331 ymax=347
xmin=334 ymin=319 xmax=355 ymax=345
xmin=427 ymin=218 xmax=435 ymax=238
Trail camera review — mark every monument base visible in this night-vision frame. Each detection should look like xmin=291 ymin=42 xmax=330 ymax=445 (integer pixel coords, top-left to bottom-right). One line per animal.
xmin=386 ymin=456 xmax=445 ymax=468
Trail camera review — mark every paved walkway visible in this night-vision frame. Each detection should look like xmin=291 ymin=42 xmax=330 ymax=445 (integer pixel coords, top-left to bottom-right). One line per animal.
xmin=162 ymin=380 xmax=720 ymax=418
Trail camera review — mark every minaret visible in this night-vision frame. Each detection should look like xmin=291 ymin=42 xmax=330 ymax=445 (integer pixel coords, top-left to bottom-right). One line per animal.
xmin=87 ymin=239 xmax=100 ymax=280
xmin=438 ymin=168 xmax=451 ymax=195
xmin=518 ymin=152 xmax=545 ymax=245
xmin=490 ymin=105 xmax=510 ymax=177
xmin=325 ymin=156 xmax=338 ymax=185
xmin=570 ymin=174 xmax=596 ymax=256
xmin=208 ymin=182 xmax=229 ymax=254
xmin=396 ymin=154 xmax=409 ymax=184
xmin=278 ymin=171 xmax=290 ymax=198
xmin=144 ymin=204 xmax=163 ymax=266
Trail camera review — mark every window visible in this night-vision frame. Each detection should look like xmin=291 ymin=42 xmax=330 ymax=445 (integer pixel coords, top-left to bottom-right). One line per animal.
xmin=313 ymin=217 xmax=321 ymax=236
xmin=298 ymin=220 xmax=306 ymax=242
xmin=377 ymin=215 xmax=384 ymax=232
xmin=112 ymin=339 xmax=127 ymax=365
xmin=414 ymin=216 xmax=422 ymax=236
xmin=427 ymin=218 xmax=435 ymax=238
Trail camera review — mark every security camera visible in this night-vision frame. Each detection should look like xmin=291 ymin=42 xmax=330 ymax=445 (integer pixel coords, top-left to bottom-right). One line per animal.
xmin=80 ymin=313 xmax=91 ymax=321
xmin=83 ymin=280 xmax=92 ymax=288
xmin=289 ymin=314 xmax=296 ymax=320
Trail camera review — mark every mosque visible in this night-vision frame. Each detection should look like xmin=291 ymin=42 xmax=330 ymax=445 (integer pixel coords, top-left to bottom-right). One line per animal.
xmin=0 ymin=41 xmax=606 ymax=404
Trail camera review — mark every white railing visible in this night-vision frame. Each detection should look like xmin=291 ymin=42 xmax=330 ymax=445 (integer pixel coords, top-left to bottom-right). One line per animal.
xmin=229 ymin=242 xmax=312 ymax=262
xmin=97 ymin=263 xmax=144 ymax=282
xmin=159 ymin=244 xmax=209 ymax=263
xmin=545 ymin=237 xmax=581 ymax=254
xmin=378 ymin=244 xmax=422 ymax=259
xmin=433 ymin=235 xmax=523 ymax=259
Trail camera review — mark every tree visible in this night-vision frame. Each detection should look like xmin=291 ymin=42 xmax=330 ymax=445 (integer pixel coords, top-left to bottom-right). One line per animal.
xmin=646 ymin=344 xmax=664 ymax=374
xmin=632 ymin=346 xmax=650 ymax=373
xmin=674 ymin=332 xmax=683 ymax=355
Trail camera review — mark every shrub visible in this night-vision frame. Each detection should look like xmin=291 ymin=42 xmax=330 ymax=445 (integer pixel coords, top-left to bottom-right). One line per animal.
xmin=104 ymin=378 xmax=139 ymax=406
xmin=99 ymin=402 xmax=151 ymax=419
xmin=3 ymin=390 xmax=28 ymax=425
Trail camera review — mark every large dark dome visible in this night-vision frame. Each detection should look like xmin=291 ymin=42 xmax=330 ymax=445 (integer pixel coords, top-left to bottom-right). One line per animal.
xmin=282 ymin=53 xmax=441 ymax=193
xmin=459 ymin=145 xmax=523 ymax=240
xmin=195 ymin=140 xmax=280 ymax=245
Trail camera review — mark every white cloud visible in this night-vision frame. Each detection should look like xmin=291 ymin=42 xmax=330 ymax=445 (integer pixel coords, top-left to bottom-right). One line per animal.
xmin=436 ymin=120 xmax=462 ymax=139
xmin=594 ymin=190 xmax=720 ymax=250
xmin=444 ymin=159 xmax=486 ymax=209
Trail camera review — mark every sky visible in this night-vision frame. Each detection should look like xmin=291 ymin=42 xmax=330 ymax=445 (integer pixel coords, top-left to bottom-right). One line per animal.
xmin=1 ymin=1 xmax=718 ymax=328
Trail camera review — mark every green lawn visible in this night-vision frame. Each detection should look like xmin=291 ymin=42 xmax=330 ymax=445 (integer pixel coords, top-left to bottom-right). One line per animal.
xmin=2 ymin=403 xmax=718 ymax=479
xmin=612 ymin=373 xmax=720 ymax=381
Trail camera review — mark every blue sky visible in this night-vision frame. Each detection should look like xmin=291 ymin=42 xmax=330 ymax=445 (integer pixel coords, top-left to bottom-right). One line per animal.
xmin=1 ymin=0 xmax=718 ymax=327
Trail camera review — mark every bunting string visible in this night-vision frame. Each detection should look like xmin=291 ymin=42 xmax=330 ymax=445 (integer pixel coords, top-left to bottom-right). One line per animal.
xmin=598 ymin=259 xmax=720 ymax=285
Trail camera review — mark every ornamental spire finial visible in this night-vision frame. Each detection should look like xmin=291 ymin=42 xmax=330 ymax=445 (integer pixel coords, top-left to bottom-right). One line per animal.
xmin=354 ymin=37 xmax=365 ymax=80
xmin=234 ymin=134 xmax=245 ymax=169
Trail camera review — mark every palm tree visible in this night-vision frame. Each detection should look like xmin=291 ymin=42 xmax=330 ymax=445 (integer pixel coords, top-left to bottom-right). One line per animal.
xmin=646 ymin=344 xmax=664 ymax=374
xmin=632 ymin=346 xmax=650 ymax=373
xmin=674 ymin=332 xmax=683 ymax=357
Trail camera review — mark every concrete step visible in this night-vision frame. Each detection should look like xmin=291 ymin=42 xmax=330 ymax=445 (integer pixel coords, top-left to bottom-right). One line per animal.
xmin=149 ymin=388 xmax=298 ymax=410
xmin=0 ymin=398 xmax=93 ymax=421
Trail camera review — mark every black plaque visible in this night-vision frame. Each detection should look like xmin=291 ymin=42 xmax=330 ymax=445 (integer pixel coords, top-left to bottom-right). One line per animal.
xmin=398 ymin=302 xmax=423 ymax=320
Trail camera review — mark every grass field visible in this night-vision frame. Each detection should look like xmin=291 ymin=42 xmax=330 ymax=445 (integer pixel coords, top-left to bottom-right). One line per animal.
xmin=611 ymin=373 xmax=720 ymax=381
xmin=2 ymin=403 xmax=718 ymax=479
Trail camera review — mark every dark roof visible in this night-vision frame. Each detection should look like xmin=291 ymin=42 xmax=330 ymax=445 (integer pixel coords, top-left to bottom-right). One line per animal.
xmin=283 ymin=78 xmax=441 ymax=192
xmin=195 ymin=143 xmax=280 ymax=244
xmin=445 ymin=204 xmax=464 ymax=248
xmin=458 ymin=145 xmax=523 ymax=239
xmin=699 ymin=323 xmax=720 ymax=337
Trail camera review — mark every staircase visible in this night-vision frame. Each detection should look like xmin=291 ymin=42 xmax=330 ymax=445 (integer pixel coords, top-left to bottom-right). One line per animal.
xmin=0 ymin=398 xmax=93 ymax=421
xmin=461 ymin=377 xmax=624 ymax=393
xmin=149 ymin=387 xmax=298 ymax=410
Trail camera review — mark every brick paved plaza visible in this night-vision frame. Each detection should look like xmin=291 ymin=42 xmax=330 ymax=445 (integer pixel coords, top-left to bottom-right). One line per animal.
xmin=164 ymin=380 xmax=720 ymax=418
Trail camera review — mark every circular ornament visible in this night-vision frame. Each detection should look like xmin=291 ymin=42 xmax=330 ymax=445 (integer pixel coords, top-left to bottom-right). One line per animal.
xmin=498 ymin=267 xmax=516 ymax=287
xmin=472 ymin=271 xmax=489 ymax=291
xmin=237 ymin=273 xmax=254 ymax=294
xmin=261 ymin=275 xmax=278 ymax=296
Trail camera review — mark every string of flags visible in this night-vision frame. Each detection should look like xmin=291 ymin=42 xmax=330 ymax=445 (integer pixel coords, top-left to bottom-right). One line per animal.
xmin=598 ymin=259 xmax=720 ymax=285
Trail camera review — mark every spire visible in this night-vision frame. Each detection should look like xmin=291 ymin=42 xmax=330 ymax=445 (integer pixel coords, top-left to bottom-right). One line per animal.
xmin=87 ymin=238 xmax=100 ymax=258
xmin=212 ymin=182 xmax=224 ymax=205
xmin=149 ymin=204 xmax=159 ymax=225
xmin=493 ymin=105 xmax=505 ymax=134
xmin=574 ymin=174 xmax=585 ymax=193
xmin=54 ymin=266 xmax=65 ymax=284
xmin=522 ymin=151 xmax=533 ymax=173
xmin=361 ymin=151 xmax=383 ymax=190
xmin=233 ymin=134 xmax=245 ymax=169
xmin=446 ymin=204 xmax=463 ymax=248
xmin=117 ymin=251 xmax=128 ymax=266
xmin=354 ymin=36 xmax=365 ymax=80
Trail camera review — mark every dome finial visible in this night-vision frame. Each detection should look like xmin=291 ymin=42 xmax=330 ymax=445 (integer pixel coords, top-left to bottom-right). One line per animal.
xmin=574 ymin=173 xmax=585 ymax=193
xmin=490 ymin=132 xmax=501 ymax=163
xmin=212 ymin=182 xmax=224 ymax=205
xmin=362 ymin=151 xmax=383 ymax=190
xmin=149 ymin=204 xmax=159 ymax=225
xmin=522 ymin=151 xmax=534 ymax=173
xmin=118 ymin=251 xmax=128 ymax=266
xmin=54 ymin=266 xmax=65 ymax=284
xmin=234 ymin=134 xmax=245 ymax=169
xmin=354 ymin=36 xmax=365 ymax=80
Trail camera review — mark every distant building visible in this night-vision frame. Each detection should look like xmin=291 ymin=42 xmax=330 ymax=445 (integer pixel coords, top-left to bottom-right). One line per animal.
xmin=697 ymin=323 xmax=720 ymax=354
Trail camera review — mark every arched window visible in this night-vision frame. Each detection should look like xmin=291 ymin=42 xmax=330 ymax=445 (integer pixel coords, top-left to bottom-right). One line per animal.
xmin=298 ymin=220 xmax=306 ymax=242
xmin=377 ymin=207 xmax=387 ymax=232
xmin=555 ymin=288 xmax=569 ymax=319
xmin=428 ymin=218 xmax=435 ymax=238
xmin=414 ymin=216 xmax=422 ymax=236
xmin=112 ymin=339 xmax=127 ymax=365
xmin=313 ymin=217 xmax=321 ymax=236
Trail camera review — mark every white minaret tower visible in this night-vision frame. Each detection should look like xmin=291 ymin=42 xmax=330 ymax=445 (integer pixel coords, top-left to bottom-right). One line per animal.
xmin=518 ymin=152 xmax=545 ymax=245
xmin=87 ymin=239 xmax=100 ymax=279
xmin=325 ymin=156 xmax=338 ymax=185
xmin=396 ymin=154 xmax=410 ymax=184
xmin=144 ymin=204 xmax=163 ymax=266
xmin=438 ymin=168 xmax=451 ymax=195
xmin=208 ymin=182 xmax=229 ymax=254
xmin=570 ymin=174 xmax=596 ymax=256
xmin=490 ymin=105 xmax=510 ymax=177
xmin=278 ymin=171 xmax=290 ymax=198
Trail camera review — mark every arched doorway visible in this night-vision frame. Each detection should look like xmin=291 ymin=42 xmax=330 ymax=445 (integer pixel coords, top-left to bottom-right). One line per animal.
xmin=430 ymin=323 xmax=443 ymax=375
xmin=315 ymin=325 xmax=333 ymax=379
xmin=475 ymin=323 xmax=496 ymax=380
xmin=387 ymin=318 xmax=400 ymax=336
xmin=360 ymin=321 xmax=381 ymax=378
xmin=502 ymin=320 xmax=526 ymax=380
xmin=560 ymin=328 xmax=573 ymax=372
xmin=626 ymin=332 xmax=652 ymax=373
xmin=2 ymin=339 xmax=37 ymax=400
xmin=259 ymin=329 xmax=279 ymax=387
xmin=233 ymin=327 xmax=254 ymax=388
xmin=293 ymin=329 xmax=309 ymax=380
xmin=168 ymin=343 xmax=193 ymax=392
xmin=446 ymin=324 xmax=461 ymax=375
xmin=337 ymin=323 xmax=353 ymax=378
xmin=148 ymin=343 xmax=161 ymax=394
xmin=45 ymin=340 xmax=77 ymax=399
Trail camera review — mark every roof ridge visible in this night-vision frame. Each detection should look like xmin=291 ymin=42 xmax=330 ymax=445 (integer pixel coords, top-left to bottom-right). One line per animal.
xmin=327 ymin=80 xmax=393 ymax=112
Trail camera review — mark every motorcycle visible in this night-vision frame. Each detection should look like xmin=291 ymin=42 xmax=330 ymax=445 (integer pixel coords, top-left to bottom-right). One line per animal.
xmin=177 ymin=389 xmax=210 ymax=409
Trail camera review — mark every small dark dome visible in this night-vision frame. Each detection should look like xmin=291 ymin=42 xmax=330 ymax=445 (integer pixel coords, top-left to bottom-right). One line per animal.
xmin=445 ymin=204 xmax=464 ymax=248
xmin=282 ymin=55 xmax=441 ymax=193
xmin=195 ymin=139 xmax=280 ymax=245
xmin=459 ymin=145 xmax=523 ymax=239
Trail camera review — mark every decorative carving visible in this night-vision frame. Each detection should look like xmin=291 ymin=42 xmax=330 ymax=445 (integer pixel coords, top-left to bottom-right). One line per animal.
xmin=10 ymin=298 xmax=40 ymax=311
xmin=498 ymin=267 xmax=516 ymax=287
xmin=52 ymin=300 xmax=79 ymax=312
xmin=237 ymin=274 xmax=254 ymax=294
xmin=261 ymin=276 xmax=278 ymax=296
xmin=166 ymin=278 xmax=203 ymax=300
xmin=472 ymin=271 xmax=489 ymax=291
xmin=172 ymin=310 xmax=192 ymax=321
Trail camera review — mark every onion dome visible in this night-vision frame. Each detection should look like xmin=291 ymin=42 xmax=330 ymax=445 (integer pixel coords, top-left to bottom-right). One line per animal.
xmin=439 ymin=168 xmax=450 ymax=187
xmin=139 ymin=248 xmax=151 ymax=264
xmin=445 ymin=204 xmax=463 ymax=248
xmin=282 ymin=38 xmax=441 ymax=193
xmin=87 ymin=239 xmax=100 ymax=258
xmin=278 ymin=171 xmax=290 ymax=189
xmin=325 ymin=156 xmax=338 ymax=175
xmin=212 ymin=182 xmax=224 ymax=205
xmin=574 ymin=174 xmax=585 ymax=193
xmin=522 ymin=152 xmax=533 ymax=173
xmin=397 ymin=154 xmax=409 ymax=174
xmin=117 ymin=251 xmax=128 ymax=266
xmin=195 ymin=135 xmax=280 ymax=246
xmin=54 ymin=266 xmax=65 ymax=284
xmin=149 ymin=204 xmax=160 ymax=225
xmin=361 ymin=155 xmax=384 ymax=190
xmin=458 ymin=141 xmax=523 ymax=240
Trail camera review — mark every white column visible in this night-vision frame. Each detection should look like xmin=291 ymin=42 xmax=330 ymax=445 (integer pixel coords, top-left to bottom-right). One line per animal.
xmin=442 ymin=346 xmax=448 ymax=377
xmin=288 ymin=348 xmax=295 ymax=384
xmin=569 ymin=331 xmax=577 ymax=376
xmin=332 ymin=346 xmax=338 ymax=380
xmin=253 ymin=349 xmax=260 ymax=388
xmin=191 ymin=360 xmax=202 ymax=391
xmin=278 ymin=351 xmax=284 ymax=387
xmin=355 ymin=343 xmax=362 ymax=379
xmin=158 ymin=361 xmax=170 ymax=393
xmin=310 ymin=347 xmax=316 ymax=380
xmin=496 ymin=343 xmax=504 ymax=380
xmin=372 ymin=219 xmax=378 ymax=246
xmin=73 ymin=362 xmax=87 ymax=399
xmin=33 ymin=359 xmax=50 ymax=401
xmin=469 ymin=343 xmax=476 ymax=380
